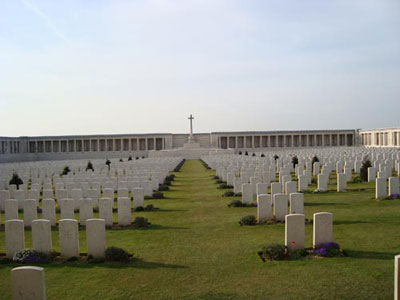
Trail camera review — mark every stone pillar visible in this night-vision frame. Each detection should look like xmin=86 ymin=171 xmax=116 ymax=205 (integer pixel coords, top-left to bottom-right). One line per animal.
xmin=60 ymin=199 xmax=75 ymax=219
xmin=289 ymin=193 xmax=304 ymax=214
xmin=42 ymin=199 xmax=56 ymax=226
xmin=79 ymin=198 xmax=93 ymax=226
xmin=86 ymin=219 xmax=106 ymax=258
xmin=257 ymin=194 xmax=272 ymax=223
xmin=389 ymin=177 xmax=400 ymax=196
xmin=59 ymin=219 xmax=79 ymax=259
xmin=395 ymin=255 xmax=400 ymax=300
xmin=132 ymin=188 xmax=144 ymax=208
xmin=32 ymin=219 xmax=52 ymax=255
xmin=313 ymin=212 xmax=333 ymax=247
xmin=5 ymin=199 xmax=19 ymax=221
xmin=118 ymin=197 xmax=131 ymax=226
xmin=5 ymin=220 xmax=25 ymax=258
xmin=242 ymin=183 xmax=253 ymax=204
xmin=376 ymin=178 xmax=387 ymax=199
xmin=285 ymin=214 xmax=305 ymax=252
xmin=99 ymin=197 xmax=113 ymax=226
xmin=337 ymin=173 xmax=347 ymax=192
xmin=273 ymin=194 xmax=288 ymax=221
xmin=11 ymin=266 xmax=46 ymax=300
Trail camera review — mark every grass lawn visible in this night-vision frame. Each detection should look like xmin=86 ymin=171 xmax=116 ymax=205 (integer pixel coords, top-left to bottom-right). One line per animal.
xmin=0 ymin=159 xmax=399 ymax=299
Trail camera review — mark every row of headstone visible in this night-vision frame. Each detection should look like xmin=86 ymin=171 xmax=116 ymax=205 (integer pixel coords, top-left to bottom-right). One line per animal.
xmin=285 ymin=212 xmax=333 ymax=252
xmin=376 ymin=177 xmax=400 ymax=199
xmin=257 ymin=193 xmax=304 ymax=222
xmin=5 ymin=218 xmax=106 ymax=259
xmin=1 ymin=195 xmax=145 ymax=226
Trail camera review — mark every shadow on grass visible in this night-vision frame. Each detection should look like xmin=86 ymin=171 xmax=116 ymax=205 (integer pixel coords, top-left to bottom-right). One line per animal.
xmin=333 ymin=220 xmax=369 ymax=225
xmin=132 ymin=258 xmax=188 ymax=269
xmin=346 ymin=249 xmax=397 ymax=260
xmin=179 ymin=292 xmax=243 ymax=300
xmin=305 ymin=202 xmax=349 ymax=206
xmin=0 ymin=258 xmax=188 ymax=270
xmin=106 ymin=224 xmax=188 ymax=231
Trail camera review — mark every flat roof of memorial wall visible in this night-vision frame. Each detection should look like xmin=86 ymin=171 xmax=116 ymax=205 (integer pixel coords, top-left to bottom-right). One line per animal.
xmin=211 ymin=129 xmax=357 ymax=135
xmin=359 ymin=127 xmax=400 ymax=132
xmin=0 ymin=129 xmax=360 ymax=139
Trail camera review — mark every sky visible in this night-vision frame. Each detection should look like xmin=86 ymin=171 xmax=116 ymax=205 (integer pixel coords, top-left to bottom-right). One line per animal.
xmin=0 ymin=0 xmax=399 ymax=137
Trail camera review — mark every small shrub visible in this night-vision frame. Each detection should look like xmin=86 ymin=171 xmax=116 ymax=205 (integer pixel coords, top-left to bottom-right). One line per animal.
xmin=87 ymin=255 xmax=105 ymax=263
xmin=158 ymin=185 xmax=169 ymax=191
xmin=133 ymin=217 xmax=150 ymax=228
xmin=0 ymin=257 xmax=13 ymax=264
xmin=292 ymin=156 xmax=299 ymax=168
xmin=66 ymin=256 xmax=79 ymax=262
xmin=352 ymin=176 xmax=362 ymax=183
xmin=105 ymin=246 xmax=130 ymax=263
xmin=119 ymin=158 xmax=123 ymax=162
xmin=128 ymin=156 xmax=132 ymax=161
xmin=238 ymin=151 xmax=242 ymax=155
xmin=144 ymin=204 xmax=156 ymax=211
xmin=13 ymin=249 xmax=49 ymax=264
xmin=290 ymin=249 xmax=308 ymax=260
xmin=105 ymin=159 xmax=111 ymax=170
xmin=239 ymin=215 xmax=257 ymax=226
xmin=245 ymin=151 xmax=249 ymax=156
xmin=218 ymin=183 xmax=232 ymax=189
xmin=9 ymin=173 xmax=23 ymax=190
xmin=360 ymin=158 xmax=372 ymax=182
xmin=152 ymin=191 xmax=164 ymax=199
xmin=260 ymin=153 xmax=265 ymax=157
xmin=213 ymin=176 xmax=219 ymax=180
xmin=314 ymin=242 xmax=342 ymax=257
xmin=61 ymin=166 xmax=70 ymax=176
xmin=163 ymin=180 xmax=171 ymax=186
xmin=223 ymin=191 xmax=235 ymax=197
xmin=273 ymin=155 xmax=279 ymax=161
xmin=135 ymin=206 xmax=144 ymax=211
xmin=136 ymin=157 xmax=139 ymax=160
xmin=261 ymin=244 xmax=287 ymax=261
xmin=86 ymin=161 xmax=94 ymax=172
xmin=165 ymin=175 xmax=175 ymax=182
xmin=228 ymin=200 xmax=244 ymax=207
xmin=252 ymin=153 xmax=256 ymax=157
xmin=311 ymin=155 xmax=319 ymax=165
xmin=215 ymin=179 xmax=224 ymax=184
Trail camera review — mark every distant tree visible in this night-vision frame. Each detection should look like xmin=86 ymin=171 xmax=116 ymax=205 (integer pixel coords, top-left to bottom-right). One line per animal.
xmin=261 ymin=153 xmax=265 ymax=157
xmin=238 ymin=151 xmax=242 ymax=155
xmin=252 ymin=153 xmax=256 ymax=157
xmin=9 ymin=173 xmax=23 ymax=190
xmin=292 ymin=156 xmax=299 ymax=168
xmin=312 ymin=155 xmax=319 ymax=165
xmin=119 ymin=158 xmax=123 ymax=162
xmin=273 ymin=155 xmax=279 ymax=161
xmin=245 ymin=151 xmax=249 ymax=156
xmin=360 ymin=158 xmax=372 ymax=182
xmin=136 ymin=157 xmax=139 ymax=160
xmin=105 ymin=159 xmax=111 ymax=171
xmin=128 ymin=156 xmax=132 ymax=161
xmin=61 ymin=166 xmax=70 ymax=176
xmin=86 ymin=161 xmax=94 ymax=172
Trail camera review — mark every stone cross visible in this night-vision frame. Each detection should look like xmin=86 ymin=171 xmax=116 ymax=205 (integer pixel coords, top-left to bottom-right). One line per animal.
xmin=188 ymin=114 xmax=194 ymax=138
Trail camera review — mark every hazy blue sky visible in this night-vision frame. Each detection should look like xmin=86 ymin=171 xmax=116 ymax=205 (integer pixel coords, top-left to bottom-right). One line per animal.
xmin=1 ymin=0 xmax=399 ymax=136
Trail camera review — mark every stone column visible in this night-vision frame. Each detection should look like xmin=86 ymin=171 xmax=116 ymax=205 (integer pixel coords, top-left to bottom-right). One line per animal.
xmin=395 ymin=255 xmax=400 ymax=300
xmin=5 ymin=220 xmax=25 ymax=258
xmin=313 ymin=212 xmax=333 ymax=247
xmin=59 ymin=219 xmax=79 ymax=259
xmin=86 ymin=219 xmax=106 ymax=258
xmin=11 ymin=266 xmax=46 ymax=300
xmin=32 ymin=219 xmax=52 ymax=255
xmin=285 ymin=214 xmax=305 ymax=252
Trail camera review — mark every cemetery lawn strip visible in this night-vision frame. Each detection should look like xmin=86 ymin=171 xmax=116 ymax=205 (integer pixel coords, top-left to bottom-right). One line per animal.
xmin=0 ymin=160 xmax=398 ymax=299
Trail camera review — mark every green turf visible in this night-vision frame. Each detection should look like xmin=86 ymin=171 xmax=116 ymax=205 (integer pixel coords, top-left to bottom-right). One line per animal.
xmin=0 ymin=159 xmax=399 ymax=299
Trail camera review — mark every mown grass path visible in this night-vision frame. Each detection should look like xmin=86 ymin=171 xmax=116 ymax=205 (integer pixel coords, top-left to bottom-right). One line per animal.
xmin=0 ymin=159 xmax=399 ymax=299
